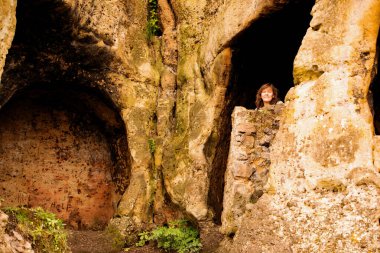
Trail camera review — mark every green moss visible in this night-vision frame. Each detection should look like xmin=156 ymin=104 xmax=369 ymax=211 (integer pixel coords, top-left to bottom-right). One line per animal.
xmin=293 ymin=67 xmax=324 ymax=85
xmin=2 ymin=206 xmax=69 ymax=253
xmin=105 ymin=224 xmax=126 ymax=249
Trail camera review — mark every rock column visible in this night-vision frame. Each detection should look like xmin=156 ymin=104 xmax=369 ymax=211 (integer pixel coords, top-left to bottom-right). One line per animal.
xmin=228 ymin=1 xmax=380 ymax=252
xmin=221 ymin=104 xmax=283 ymax=235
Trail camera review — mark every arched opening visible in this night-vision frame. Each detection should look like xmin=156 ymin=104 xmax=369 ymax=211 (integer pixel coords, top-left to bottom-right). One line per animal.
xmin=0 ymin=0 xmax=130 ymax=230
xmin=208 ymin=1 xmax=315 ymax=224
xmin=1 ymin=0 xmax=116 ymax=105
xmin=0 ymin=85 xmax=130 ymax=230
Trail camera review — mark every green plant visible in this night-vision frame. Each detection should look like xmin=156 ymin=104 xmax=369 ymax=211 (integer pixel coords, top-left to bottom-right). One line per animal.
xmin=148 ymin=138 xmax=156 ymax=155
xmin=147 ymin=0 xmax=161 ymax=40
xmin=2 ymin=206 xmax=69 ymax=253
xmin=106 ymin=224 xmax=126 ymax=249
xmin=136 ymin=220 xmax=202 ymax=253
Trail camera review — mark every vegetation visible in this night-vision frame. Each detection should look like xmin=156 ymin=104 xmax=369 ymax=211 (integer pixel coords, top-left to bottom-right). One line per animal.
xmin=105 ymin=224 xmax=126 ymax=249
xmin=147 ymin=0 xmax=161 ymax=40
xmin=148 ymin=138 xmax=156 ymax=155
xmin=136 ymin=220 xmax=202 ymax=253
xmin=2 ymin=206 xmax=69 ymax=253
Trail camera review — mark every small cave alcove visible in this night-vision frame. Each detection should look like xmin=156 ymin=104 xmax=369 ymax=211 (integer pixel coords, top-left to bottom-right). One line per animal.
xmin=0 ymin=84 xmax=131 ymax=230
xmin=0 ymin=0 xmax=130 ymax=230
xmin=371 ymin=32 xmax=380 ymax=135
xmin=207 ymin=1 xmax=315 ymax=224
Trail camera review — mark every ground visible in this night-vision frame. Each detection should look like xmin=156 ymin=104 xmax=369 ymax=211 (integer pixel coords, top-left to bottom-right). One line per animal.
xmin=67 ymin=222 xmax=224 ymax=253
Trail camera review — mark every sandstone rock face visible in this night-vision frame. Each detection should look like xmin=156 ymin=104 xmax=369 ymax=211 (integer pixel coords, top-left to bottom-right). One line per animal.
xmin=0 ymin=211 xmax=13 ymax=253
xmin=0 ymin=210 xmax=35 ymax=253
xmin=228 ymin=0 xmax=380 ymax=252
xmin=162 ymin=0 xmax=295 ymax=220
xmin=221 ymin=105 xmax=283 ymax=235
xmin=0 ymin=0 xmax=157 ymax=226
xmin=61 ymin=0 xmax=161 ymax=224
xmin=201 ymin=0 xmax=288 ymax=68
xmin=375 ymin=136 xmax=380 ymax=171
xmin=0 ymin=0 xmax=380 ymax=251
xmin=0 ymin=0 xmax=307 ymax=230
xmin=0 ymin=0 xmax=16 ymax=81
xmin=0 ymin=88 xmax=123 ymax=229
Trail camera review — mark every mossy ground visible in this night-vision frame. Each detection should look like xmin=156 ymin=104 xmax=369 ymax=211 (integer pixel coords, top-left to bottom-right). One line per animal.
xmin=2 ymin=206 xmax=69 ymax=253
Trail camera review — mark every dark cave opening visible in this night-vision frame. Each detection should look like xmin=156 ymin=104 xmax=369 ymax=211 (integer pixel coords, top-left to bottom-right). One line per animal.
xmin=371 ymin=31 xmax=380 ymax=135
xmin=1 ymin=0 xmax=117 ymax=105
xmin=0 ymin=84 xmax=131 ymax=230
xmin=0 ymin=0 xmax=130 ymax=230
xmin=208 ymin=1 xmax=315 ymax=224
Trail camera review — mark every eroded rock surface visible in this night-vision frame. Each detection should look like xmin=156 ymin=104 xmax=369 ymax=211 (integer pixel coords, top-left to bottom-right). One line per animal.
xmin=0 ymin=0 xmax=156 ymax=226
xmin=224 ymin=0 xmax=380 ymax=252
xmin=0 ymin=0 xmax=16 ymax=81
xmin=0 ymin=89 xmax=122 ymax=229
xmin=0 ymin=0 xmax=380 ymax=251
xmin=0 ymin=210 xmax=34 ymax=253
xmin=221 ymin=104 xmax=284 ymax=235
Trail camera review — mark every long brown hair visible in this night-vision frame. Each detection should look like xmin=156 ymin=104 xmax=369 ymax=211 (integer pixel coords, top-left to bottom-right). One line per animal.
xmin=255 ymin=83 xmax=279 ymax=108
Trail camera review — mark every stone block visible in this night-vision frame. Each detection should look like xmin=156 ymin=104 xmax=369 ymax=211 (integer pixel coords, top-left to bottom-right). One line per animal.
xmin=236 ymin=123 xmax=256 ymax=134
xmin=232 ymin=162 xmax=255 ymax=178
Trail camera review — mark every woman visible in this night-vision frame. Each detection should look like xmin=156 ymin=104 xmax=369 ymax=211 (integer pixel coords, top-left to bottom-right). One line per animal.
xmin=255 ymin=83 xmax=279 ymax=109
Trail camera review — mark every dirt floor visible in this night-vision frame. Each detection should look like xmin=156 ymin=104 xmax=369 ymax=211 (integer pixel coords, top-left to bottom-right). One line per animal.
xmin=67 ymin=230 xmax=158 ymax=253
xmin=67 ymin=222 xmax=224 ymax=253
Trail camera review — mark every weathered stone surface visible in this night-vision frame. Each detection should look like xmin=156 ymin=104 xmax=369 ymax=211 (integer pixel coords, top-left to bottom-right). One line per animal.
xmin=0 ymin=0 xmax=298 ymax=230
xmin=200 ymin=0 xmax=289 ymax=69
xmin=0 ymin=211 xmax=13 ymax=253
xmin=227 ymin=0 xmax=380 ymax=252
xmin=164 ymin=0 xmax=299 ymax=221
xmin=0 ymin=209 xmax=35 ymax=253
xmin=374 ymin=136 xmax=380 ymax=171
xmin=0 ymin=89 xmax=123 ymax=229
xmin=1 ymin=0 xmax=380 ymax=251
xmin=0 ymin=0 xmax=158 ymax=227
xmin=221 ymin=104 xmax=283 ymax=235
xmin=0 ymin=0 xmax=16 ymax=82
xmin=5 ymin=230 xmax=35 ymax=253
xmin=60 ymin=0 xmax=159 ymax=223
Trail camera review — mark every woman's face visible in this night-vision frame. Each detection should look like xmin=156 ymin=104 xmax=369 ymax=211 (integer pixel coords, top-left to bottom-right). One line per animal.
xmin=261 ymin=87 xmax=274 ymax=104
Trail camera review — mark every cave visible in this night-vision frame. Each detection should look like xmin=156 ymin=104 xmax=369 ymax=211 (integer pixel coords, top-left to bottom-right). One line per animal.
xmin=208 ymin=0 xmax=315 ymax=224
xmin=0 ymin=85 xmax=130 ymax=230
xmin=0 ymin=0 xmax=130 ymax=230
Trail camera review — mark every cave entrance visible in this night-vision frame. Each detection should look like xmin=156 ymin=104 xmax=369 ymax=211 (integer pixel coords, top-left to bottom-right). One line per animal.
xmin=0 ymin=0 xmax=130 ymax=230
xmin=208 ymin=1 xmax=315 ymax=224
xmin=0 ymin=85 xmax=130 ymax=230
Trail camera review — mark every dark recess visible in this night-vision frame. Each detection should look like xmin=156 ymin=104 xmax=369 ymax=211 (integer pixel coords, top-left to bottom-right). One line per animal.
xmin=371 ymin=29 xmax=380 ymax=135
xmin=207 ymin=0 xmax=315 ymax=224
xmin=0 ymin=0 xmax=131 ymax=228
xmin=1 ymin=0 xmax=120 ymax=106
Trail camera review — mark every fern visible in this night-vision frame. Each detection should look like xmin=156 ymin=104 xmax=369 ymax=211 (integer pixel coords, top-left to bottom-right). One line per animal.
xmin=137 ymin=220 xmax=202 ymax=253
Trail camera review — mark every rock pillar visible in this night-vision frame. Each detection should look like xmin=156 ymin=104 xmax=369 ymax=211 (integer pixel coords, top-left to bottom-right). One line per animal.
xmin=228 ymin=1 xmax=380 ymax=252
xmin=221 ymin=104 xmax=283 ymax=235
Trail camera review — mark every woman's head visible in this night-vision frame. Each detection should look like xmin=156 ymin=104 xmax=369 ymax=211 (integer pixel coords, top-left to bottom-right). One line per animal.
xmin=255 ymin=83 xmax=279 ymax=108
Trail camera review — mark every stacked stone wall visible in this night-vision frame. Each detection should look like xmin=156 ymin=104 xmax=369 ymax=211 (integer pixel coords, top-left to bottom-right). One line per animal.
xmin=221 ymin=104 xmax=284 ymax=234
